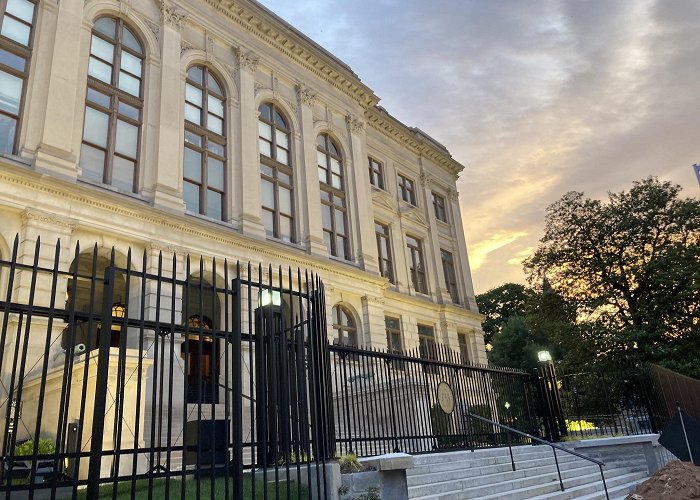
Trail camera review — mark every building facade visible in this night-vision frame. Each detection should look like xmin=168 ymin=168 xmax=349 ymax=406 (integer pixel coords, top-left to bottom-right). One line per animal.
xmin=0 ymin=0 xmax=487 ymax=477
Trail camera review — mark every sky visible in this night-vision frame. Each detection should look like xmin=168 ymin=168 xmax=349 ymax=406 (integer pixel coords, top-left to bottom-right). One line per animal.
xmin=257 ymin=0 xmax=700 ymax=294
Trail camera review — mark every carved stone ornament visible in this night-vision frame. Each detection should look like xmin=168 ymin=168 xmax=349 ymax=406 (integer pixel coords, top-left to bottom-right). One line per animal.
xmin=238 ymin=51 xmax=259 ymax=73
xmin=144 ymin=19 xmax=160 ymax=42
xmin=361 ymin=295 xmax=385 ymax=306
xmin=160 ymin=0 xmax=187 ymax=30
xmin=345 ymin=114 xmax=365 ymax=134
xmin=180 ymin=39 xmax=195 ymax=55
xmin=295 ymin=84 xmax=316 ymax=107
xmin=420 ymin=171 xmax=433 ymax=187
xmin=21 ymin=210 xmax=75 ymax=232
xmin=205 ymin=34 xmax=215 ymax=62
xmin=254 ymin=82 xmax=266 ymax=94
xmin=449 ymin=187 xmax=459 ymax=201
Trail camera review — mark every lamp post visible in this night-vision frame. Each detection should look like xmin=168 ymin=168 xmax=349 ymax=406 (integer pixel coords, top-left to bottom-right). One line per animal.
xmin=535 ymin=350 xmax=567 ymax=442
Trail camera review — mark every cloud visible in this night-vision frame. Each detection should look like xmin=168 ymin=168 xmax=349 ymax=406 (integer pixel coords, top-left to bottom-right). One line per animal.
xmin=259 ymin=0 xmax=700 ymax=293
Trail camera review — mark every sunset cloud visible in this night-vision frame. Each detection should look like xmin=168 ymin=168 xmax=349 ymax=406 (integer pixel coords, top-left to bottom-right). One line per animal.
xmin=259 ymin=0 xmax=700 ymax=293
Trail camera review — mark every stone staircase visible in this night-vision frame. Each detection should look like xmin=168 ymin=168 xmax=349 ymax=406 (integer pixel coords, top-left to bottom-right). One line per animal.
xmin=407 ymin=445 xmax=648 ymax=499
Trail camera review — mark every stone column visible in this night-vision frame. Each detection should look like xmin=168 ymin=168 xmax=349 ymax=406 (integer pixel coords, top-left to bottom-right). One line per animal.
xmin=151 ymin=4 xmax=188 ymax=211
xmin=420 ymin=170 xmax=449 ymax=303
xmin=32 ymin=0 xmax=86 ymax=178
xmin=345 ymin=114 xmax=379 ymax=272
xmin=295 ymin=85 xmax=326 ymax=256
xmin=360 ymin=295 xmax=386 ymax=348
xmin=236 ymin=51 xmax=266 ymax=239
xmin=449 ymin=187 xmax=477 ymax=310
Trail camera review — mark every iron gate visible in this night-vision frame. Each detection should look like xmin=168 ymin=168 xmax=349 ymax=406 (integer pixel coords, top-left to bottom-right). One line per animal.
xmin=0 ymin=235 xmax=334 ymax=499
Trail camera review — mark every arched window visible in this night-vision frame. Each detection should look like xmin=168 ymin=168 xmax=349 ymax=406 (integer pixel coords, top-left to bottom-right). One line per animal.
xmin=183 ymin=65 xmax=226 ymax=221
xmin=0 ymin=0 xmax=37 ymax=155
xmin=80 ymin=17 xmax=144 ymax=192
xmin=332 ymin=304 xmax=357 ymax=347
xmin=259 ymin=102 xmax=293 ymax=241
xmin=317 ymin=133 xmax=348 ymax=259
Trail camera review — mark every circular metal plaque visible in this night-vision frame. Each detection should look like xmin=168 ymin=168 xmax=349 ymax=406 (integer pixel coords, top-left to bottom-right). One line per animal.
xmin=437 ymin=381 xmax=455 ymax=414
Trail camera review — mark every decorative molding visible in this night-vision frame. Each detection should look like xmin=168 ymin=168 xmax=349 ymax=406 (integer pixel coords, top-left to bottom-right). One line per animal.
xmin=420 ymin=171 xmax=433 ymax=188
xmin=237 ymin=50 xmax=259 ymax=73
xmin=224 ymin=63 xmax=239 ymax=84
xmin=361 ymin=295 xmax=385 ymax=306
xmin=399 ymin=203 xmax=428 ymax=228
xmin=254 ymin=82 xmax=266 ymax=94
xmin=160 ymin=0 xmax=187 ymax=30
xmin=21 ymin=209 xmax=75 ymax=232
xmin=448 ymin=187 xmax=459 ymax=201
xmin=205 ymin=34 xmax=215 ymax=62
xmin=371 ymin=189 xmax=398 ymax=215
xmin=345 ymin=114 xmax=364 ymax=134
xmin=295 ymin=84 xmax=316 ymax=107
xmin=180 ymin=39 xmax=195 ymax=54
xmin=119 ymin=0 xmax=131 ymax=17
xmin=144 ymin=19 xmax=160 ymax=42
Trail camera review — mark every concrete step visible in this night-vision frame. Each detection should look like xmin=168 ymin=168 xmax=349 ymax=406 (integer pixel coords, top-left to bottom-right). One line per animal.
xmin=409 ymin=467 xmax=643 ymax=500
xmin=409 ymin=451 xmax=586 ymax=475
xmin=524 ymin=470 xmax=648 ymax=500
xmin=407 ymin=455 xmax=594 ymax=487
xmin=411 ymin=445 xmax=567 ymax=466
xmin=408 ymin=462 xmax=600 ymax=498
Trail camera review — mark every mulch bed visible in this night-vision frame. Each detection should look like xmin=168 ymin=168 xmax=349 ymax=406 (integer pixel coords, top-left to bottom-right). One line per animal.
xmin=626 ymin=461 xmax=700 ymax=499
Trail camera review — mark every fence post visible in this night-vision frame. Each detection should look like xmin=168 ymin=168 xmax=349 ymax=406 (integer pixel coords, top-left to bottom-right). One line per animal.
xmin=87 ymin=255 xmax=116 ymax=497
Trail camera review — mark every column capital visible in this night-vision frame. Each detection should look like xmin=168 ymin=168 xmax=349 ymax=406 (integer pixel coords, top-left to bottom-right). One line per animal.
xmin=237 ymin=50 xmax=260 ymax=73
xmin=295 ymin=84 xmax=317 ymax=107
xmin=160 ymin=0 xmax=188 ymax=30
xmin=345 ymin=114 xmax=365 ymax=134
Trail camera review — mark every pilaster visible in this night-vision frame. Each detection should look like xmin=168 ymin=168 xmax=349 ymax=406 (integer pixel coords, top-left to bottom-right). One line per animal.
xmin=448 ymin=187 xmax=477 ymax=310
xmin=346 ymin=115 xmax=379 ymax=273
xmin=152 ymin=5 xmax=187 ymax=211
xmin=237 ymin=51 xmax=266 ymax=238
xmin=32 ymin=0 xmax=86 ymax=178
xmin=420 ymin=168 xmax=449 ymax=302
xmin=296 ymin=84 xmax=326 ymax=256
xmin=360 ymin=294 xmax=386 ymax=348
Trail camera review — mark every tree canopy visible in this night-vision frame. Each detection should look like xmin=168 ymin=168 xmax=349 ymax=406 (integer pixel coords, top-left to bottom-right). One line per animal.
xmin=524 ymin=177 xmax=700 ymax=377
xmin=475 ymin=283 xmax=530 ymax=345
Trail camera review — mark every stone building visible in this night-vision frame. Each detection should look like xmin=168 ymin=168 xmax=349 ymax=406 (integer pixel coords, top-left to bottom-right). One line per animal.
xmin=0 ymin=0 xmax=487 ymax=476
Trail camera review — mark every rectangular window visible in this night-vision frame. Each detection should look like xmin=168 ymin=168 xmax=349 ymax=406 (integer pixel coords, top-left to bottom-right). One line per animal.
xmin=385 ymin=317 xmax=402 ymax=353
xmin=407 ymin=235 xmax=427 ymax=294
xmin=458 ymin=333 xmax=470 ymax=365
xmin=368 ymin=157 xmax=384 ymax=189
xmin=418 ymin=324 xmax=437 ymax=362
xmin=432 ymin=192 xmax=447 ymax=222
xmin=375 ymin=222 xmax=394 ymax=283
xmin=441 ymin=249 xmax=460 ymax=304
xmin=398 ymin=174 xmax=416 ymax=205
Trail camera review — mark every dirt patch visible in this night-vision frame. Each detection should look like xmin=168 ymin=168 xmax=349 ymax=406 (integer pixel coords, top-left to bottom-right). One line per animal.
xmin=627 ymin=461 xmax=700 ymax=499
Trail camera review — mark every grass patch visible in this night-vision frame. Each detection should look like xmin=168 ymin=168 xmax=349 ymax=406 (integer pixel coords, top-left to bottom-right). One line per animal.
xmin=73 ymin=474 xmax=309 ymax=499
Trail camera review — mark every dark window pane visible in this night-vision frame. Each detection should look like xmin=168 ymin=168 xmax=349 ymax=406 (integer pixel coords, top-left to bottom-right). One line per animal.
xmin=7 ymin=0 xmax=35 ymax=24
xmin=207 ymin=190 xmax=222 ymax=220
xmin=183 ymin=148 xmax=201 ymax=181
xmin=83 ymin=107 xmax=109 ymax=148
xmin=87 ymin=88 xmax=110 ymax=108
xmin=0 ymin=70 xmax=22 ymax=114
xmin=0 ymin=115 xmax=17 ymax=154
xmin=111 ymin=156 xmax=135 ymax=192
xmin=121 ymin=26 xmax=143 ymax=54
xmin=93 ymin=18 xmax=116 ymax=38
xmin=187 ymin=66 xmax=203 ymax=84
xmin=1 ymin=16 xmax=30 ymax=45
xmin=207 ymin=75 xmax=223 ymax=95
xmin=80 ymin=144 xmax=105 ymax=182
xmin=0 ymin=48 xmax=26 ymax=71
xmin=274 ymin=110 xmax=286 ymax=128
xmin=258 ymin=102 xmax=271 ymax=120
xmin=183 ymin=181 xmax=200 ymax=213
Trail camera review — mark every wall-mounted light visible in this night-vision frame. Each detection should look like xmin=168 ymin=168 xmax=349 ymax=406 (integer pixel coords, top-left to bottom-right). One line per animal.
xmin=111 ymin=302 xmax=126 ymax=319
xmin=537 ymin=350 xmax=552 ymax=363
xmin=260 ymin=290 xmax=281 ymax=307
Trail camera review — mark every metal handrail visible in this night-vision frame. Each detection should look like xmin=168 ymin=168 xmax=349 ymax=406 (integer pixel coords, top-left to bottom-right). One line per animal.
xmin=465 ymin=412 xmax=609 ymax=500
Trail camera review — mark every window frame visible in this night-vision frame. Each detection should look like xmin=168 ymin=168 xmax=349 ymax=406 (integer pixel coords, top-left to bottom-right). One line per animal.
xmin=441 ymin=249 xmax=460 ymax=304
xmin=183 ymin=65 xmax=227 ymax=220
xmin=318 ymin=133 xmax=349 ymax=260
xmin=332 ymin=304 xmax=357 ymax=348
xmin=81 ymin=16 xmax=145 ymax=193
xmin=368 ymin=157 xmax=384 ymax=190
xmin=417 ymin=323 xmax=437 ymax=362
xmin=406 ymin=235 xmax=428 ymax=294
xmin=259 ymin=102 xmax=294 ymax=242
xmin=375 ymin=221 xmax=394 ymax=284
xmin=432 ymin=191 xmax=448 ymax=223
xmin=398 ymin=173 xmax=417 ymax=206
xmin=0 ymin=0 xmax=37 ymax=156
xmin=458 ymin=332 xmax=470 ymax=365
xmin=385 ymin=316 xmax=402 ymax=354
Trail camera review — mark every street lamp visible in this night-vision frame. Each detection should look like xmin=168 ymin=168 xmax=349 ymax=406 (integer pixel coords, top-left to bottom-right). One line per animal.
xmin=537 ymin=350 xmax=552 ymax=363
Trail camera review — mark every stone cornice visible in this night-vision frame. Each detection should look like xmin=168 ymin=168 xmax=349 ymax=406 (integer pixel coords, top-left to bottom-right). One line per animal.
xmin=366 ymin=107 xmax=464 ymax=177
xmin=201 ymin=0 xmax=379 ymax=109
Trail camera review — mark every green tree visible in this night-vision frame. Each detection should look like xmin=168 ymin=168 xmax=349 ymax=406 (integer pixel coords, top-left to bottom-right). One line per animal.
xmin=488 ymin=316 xmax=549 ymax=371
xmin=524 ymin=177 xmax=700 ymax=377
xmin=475 ymin=283 xmax=530 ymax=346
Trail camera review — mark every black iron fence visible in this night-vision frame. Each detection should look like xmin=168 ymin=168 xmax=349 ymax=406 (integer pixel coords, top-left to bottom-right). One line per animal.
xmin=0 ymin=235 xmax=334 ymax=499
xmin=329 ymin=343 xmax=539 ymax=457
